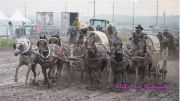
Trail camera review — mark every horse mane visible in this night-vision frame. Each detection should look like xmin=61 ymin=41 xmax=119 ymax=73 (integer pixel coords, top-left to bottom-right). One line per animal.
xmin=157 ymin=33 xmax=163 ymax=42
xmin=16 ymin=37 xmax=31 ymax=54
xmin=87 ymin=25 xmax=96 ymax=31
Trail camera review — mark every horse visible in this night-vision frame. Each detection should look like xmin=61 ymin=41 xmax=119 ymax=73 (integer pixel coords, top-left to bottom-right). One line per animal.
xmin=110 ymin=40 xmax=130 ymax=84
xmin=49 ymin=34 xmax=73 ymax=81
xmin=157 ymin=32 xmax=169 ymax=57
xmin=13 ymin=37 xmax=39 ymax=85
xmin=131 ymin=41 xmax=153 ymax=83
xmin=167 ymin=34 xmax=179 ymax=58
xmin=84 ymin=32 xmax=109 ymax=90
xmin=37 ymin=38 xmax=69 ymax=86
xmin=67 ymin=26 xmax=78 ymax=45
xmin=49 ymin=34 xmax=61 ymax=46
xmin=76 ymin=25 xmax=96 ymax=45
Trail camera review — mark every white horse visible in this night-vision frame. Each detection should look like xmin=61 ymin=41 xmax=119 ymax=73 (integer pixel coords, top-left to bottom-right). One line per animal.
xmin=14 ymin=37 xmax=39 ymax=85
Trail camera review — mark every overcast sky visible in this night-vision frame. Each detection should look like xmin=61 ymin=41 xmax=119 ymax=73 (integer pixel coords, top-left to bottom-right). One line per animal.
xmin=0 ymin=0 xmax=179 ymax=18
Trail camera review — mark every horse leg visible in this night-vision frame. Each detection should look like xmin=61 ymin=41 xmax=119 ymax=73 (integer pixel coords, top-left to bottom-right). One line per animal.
xmin=15 ymin=63 xmax=23 ymax=82
xmin=141 ymin=67 xmax=145 ymax=83
xmin=42 ymin=68 xmax=49 ymax=85
xmin=107 ymin=61 xmax=112 ymax=83
xmin=113 ymin=72 xmax=117 ymax=84
xmin=135 ymin=65 xmax=138 ymax=84
xmin=124 ymin=71 xmax=127 ymax=83
xmin=25 ymin=64 xmax=32 ymax=85
xmin=88 ymin=69 xmax=93 ymax=90
xmin=48 ymin=67 xmax=54 ymax=86
xmin=56 ymin=61 xmax=63 ymax=80
xmin=51 ymin=65 xmax=57 ymax=84
xmin=48 ymin=68 xmax=52 ymax=79
xmin=31 ymin=64 xmax=37 ymax=82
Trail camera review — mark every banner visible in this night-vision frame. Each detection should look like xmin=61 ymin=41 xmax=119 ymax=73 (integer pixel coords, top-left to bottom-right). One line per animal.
xmin=36 ymin=12 xmax=53 ymax=25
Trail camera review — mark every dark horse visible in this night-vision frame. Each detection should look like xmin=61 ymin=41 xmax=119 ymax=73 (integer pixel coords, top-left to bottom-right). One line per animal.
xmin=110 ymin=40 xmax=130 ymax=84
xmin=131 ymin=41 xmax=152 ymax=83
xmin=84 ymin=33 xmax=108 ymax=90
xmin=37 ymin=36 xmax=68 ymax=86
xmin=167 ymin=34 xmax=179 ymax=58
xmin=157 ymin=32 xmax=169 ymax=57
xmin=76 ymin=25 xmax=96 ymax=45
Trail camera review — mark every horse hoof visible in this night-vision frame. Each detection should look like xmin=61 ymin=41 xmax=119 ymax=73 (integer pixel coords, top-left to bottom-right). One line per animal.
xmin=86 ymin=86 xmax=91 ymax=90
xmin=14 ymin=78 xmax=18 ymax=82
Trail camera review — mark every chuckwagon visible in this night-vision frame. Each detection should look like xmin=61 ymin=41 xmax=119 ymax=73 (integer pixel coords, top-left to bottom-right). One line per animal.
xmin=130 ymin=34 xmax=167 ymax=83
xmin=146 ymin=34 xmax=167 ymax=82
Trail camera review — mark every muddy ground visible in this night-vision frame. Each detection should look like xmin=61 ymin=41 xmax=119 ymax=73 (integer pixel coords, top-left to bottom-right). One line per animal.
xmin=0 ymin=47 xmax=179 ymax=101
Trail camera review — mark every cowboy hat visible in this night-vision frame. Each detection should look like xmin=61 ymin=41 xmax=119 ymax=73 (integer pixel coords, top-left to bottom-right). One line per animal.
xmin=135 ymin=25 xmax=143 ymax=30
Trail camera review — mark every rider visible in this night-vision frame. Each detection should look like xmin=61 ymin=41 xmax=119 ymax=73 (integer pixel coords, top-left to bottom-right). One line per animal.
xmin=129 ymin=25 xmax=148 ymax=53
xmin=163 ymin=29 xmax=171 ymax=38
xmin=73 ymin=17 xmax=84 ymax=43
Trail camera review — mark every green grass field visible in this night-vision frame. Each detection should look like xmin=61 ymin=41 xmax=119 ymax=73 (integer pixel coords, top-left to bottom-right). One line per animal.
xmin=0 ymin=35 xmax=128 ymax=47
xmin=0 ymin=39 xmax=15 ymax=47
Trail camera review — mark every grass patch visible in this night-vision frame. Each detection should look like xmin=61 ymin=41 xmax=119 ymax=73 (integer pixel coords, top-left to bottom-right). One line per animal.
xmin=0 ymin=39 xmax=15 ymax=47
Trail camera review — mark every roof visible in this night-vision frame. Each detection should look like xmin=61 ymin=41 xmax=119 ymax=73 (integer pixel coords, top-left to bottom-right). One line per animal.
xmin=9 ymin=10 xmax=30 ymax=22
xmin=0 ymin=11 xmax=8 ymax=20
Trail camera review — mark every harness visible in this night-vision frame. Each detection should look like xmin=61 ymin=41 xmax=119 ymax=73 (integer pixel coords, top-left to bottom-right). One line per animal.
xmin=39 ymin=46 xmax=54 ymax=62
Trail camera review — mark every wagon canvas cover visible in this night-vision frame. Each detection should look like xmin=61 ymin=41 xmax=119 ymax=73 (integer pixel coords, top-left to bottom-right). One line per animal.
xmin=88 ymin=31 xmax=110 ymax=52
xmin=146 ymin=34 xmax=160 ymax=52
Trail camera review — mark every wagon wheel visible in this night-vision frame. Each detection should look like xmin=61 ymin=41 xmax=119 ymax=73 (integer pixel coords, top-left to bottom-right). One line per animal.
xmin=160 ymin=58 xmax=167 ymax=82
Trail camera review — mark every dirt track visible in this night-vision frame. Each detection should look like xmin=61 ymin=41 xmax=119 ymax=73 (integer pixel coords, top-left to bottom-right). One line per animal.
xmin=0 ymin=47 xmax=179 ymax=101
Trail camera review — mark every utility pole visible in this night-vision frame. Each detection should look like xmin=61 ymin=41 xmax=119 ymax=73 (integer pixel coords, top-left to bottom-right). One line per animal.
xmin=25 ymin=3 xmax=27 ymax=17
xmin=89 ymin=0 xmax=96 ymax=18
xmin=112 ymin=0 xmax=115 ymax=23
xmin=65 ymin=1 xmax=67 ymax=12
xmin=156 ymin=0 xmax=159 ymax=26
xmin=132 ymin=0 xmax=135 ymax=30
xmin=93 ymin=0 xmax=96 ymax=18
xmin=163 ymin=10 xmax=166 ymax=31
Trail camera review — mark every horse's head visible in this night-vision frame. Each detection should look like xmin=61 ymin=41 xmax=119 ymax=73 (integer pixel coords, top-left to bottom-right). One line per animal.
xmin=157 ymin=32 xmax=164 ymax=42
xmin=137 ymin=41 xmax=146 ymax=56
xmin=14 ymin=38 xmax=31 ymax=56
xmin=49 ymin=34 xmax=61 ymax=45
xmin=37 ymin=39 xmax=47 ymax=52
xmin=85 ymin=33 xmax=97 ymax=58
xmin=107 ymin=24 xmax=114 ymax=35
xmin=76 ymin=28 xmax=88 ymax=44
xmin=112 ymin=40 xmax=123 ymax=61
xmin=77 ymin=25 xmax=96 ymax=44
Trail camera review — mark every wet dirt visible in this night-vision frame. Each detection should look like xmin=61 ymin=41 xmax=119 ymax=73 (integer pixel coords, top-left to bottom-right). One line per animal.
xmin=0 ymin=48 xmax=179 ymax=101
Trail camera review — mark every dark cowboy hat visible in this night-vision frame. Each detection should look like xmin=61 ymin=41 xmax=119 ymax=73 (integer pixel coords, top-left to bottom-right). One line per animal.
xmin=135 ymin=25 xmax=143 ymax=30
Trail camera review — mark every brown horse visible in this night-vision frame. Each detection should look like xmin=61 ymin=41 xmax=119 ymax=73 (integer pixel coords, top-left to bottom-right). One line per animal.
xmin=49 ymin=34 xmax=61 ymax=46
xmin=37 ymin=38 xmax=68 ymax=86
xmin=76 ymin=25 xmax=96 ymax=45
xmin=131 ymin=41 xmax=153 ymax=83
xmin=84 ymin=33 xmax=108 ymax=90
xmin=110 ymin=40 xmax=130 ymax=84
